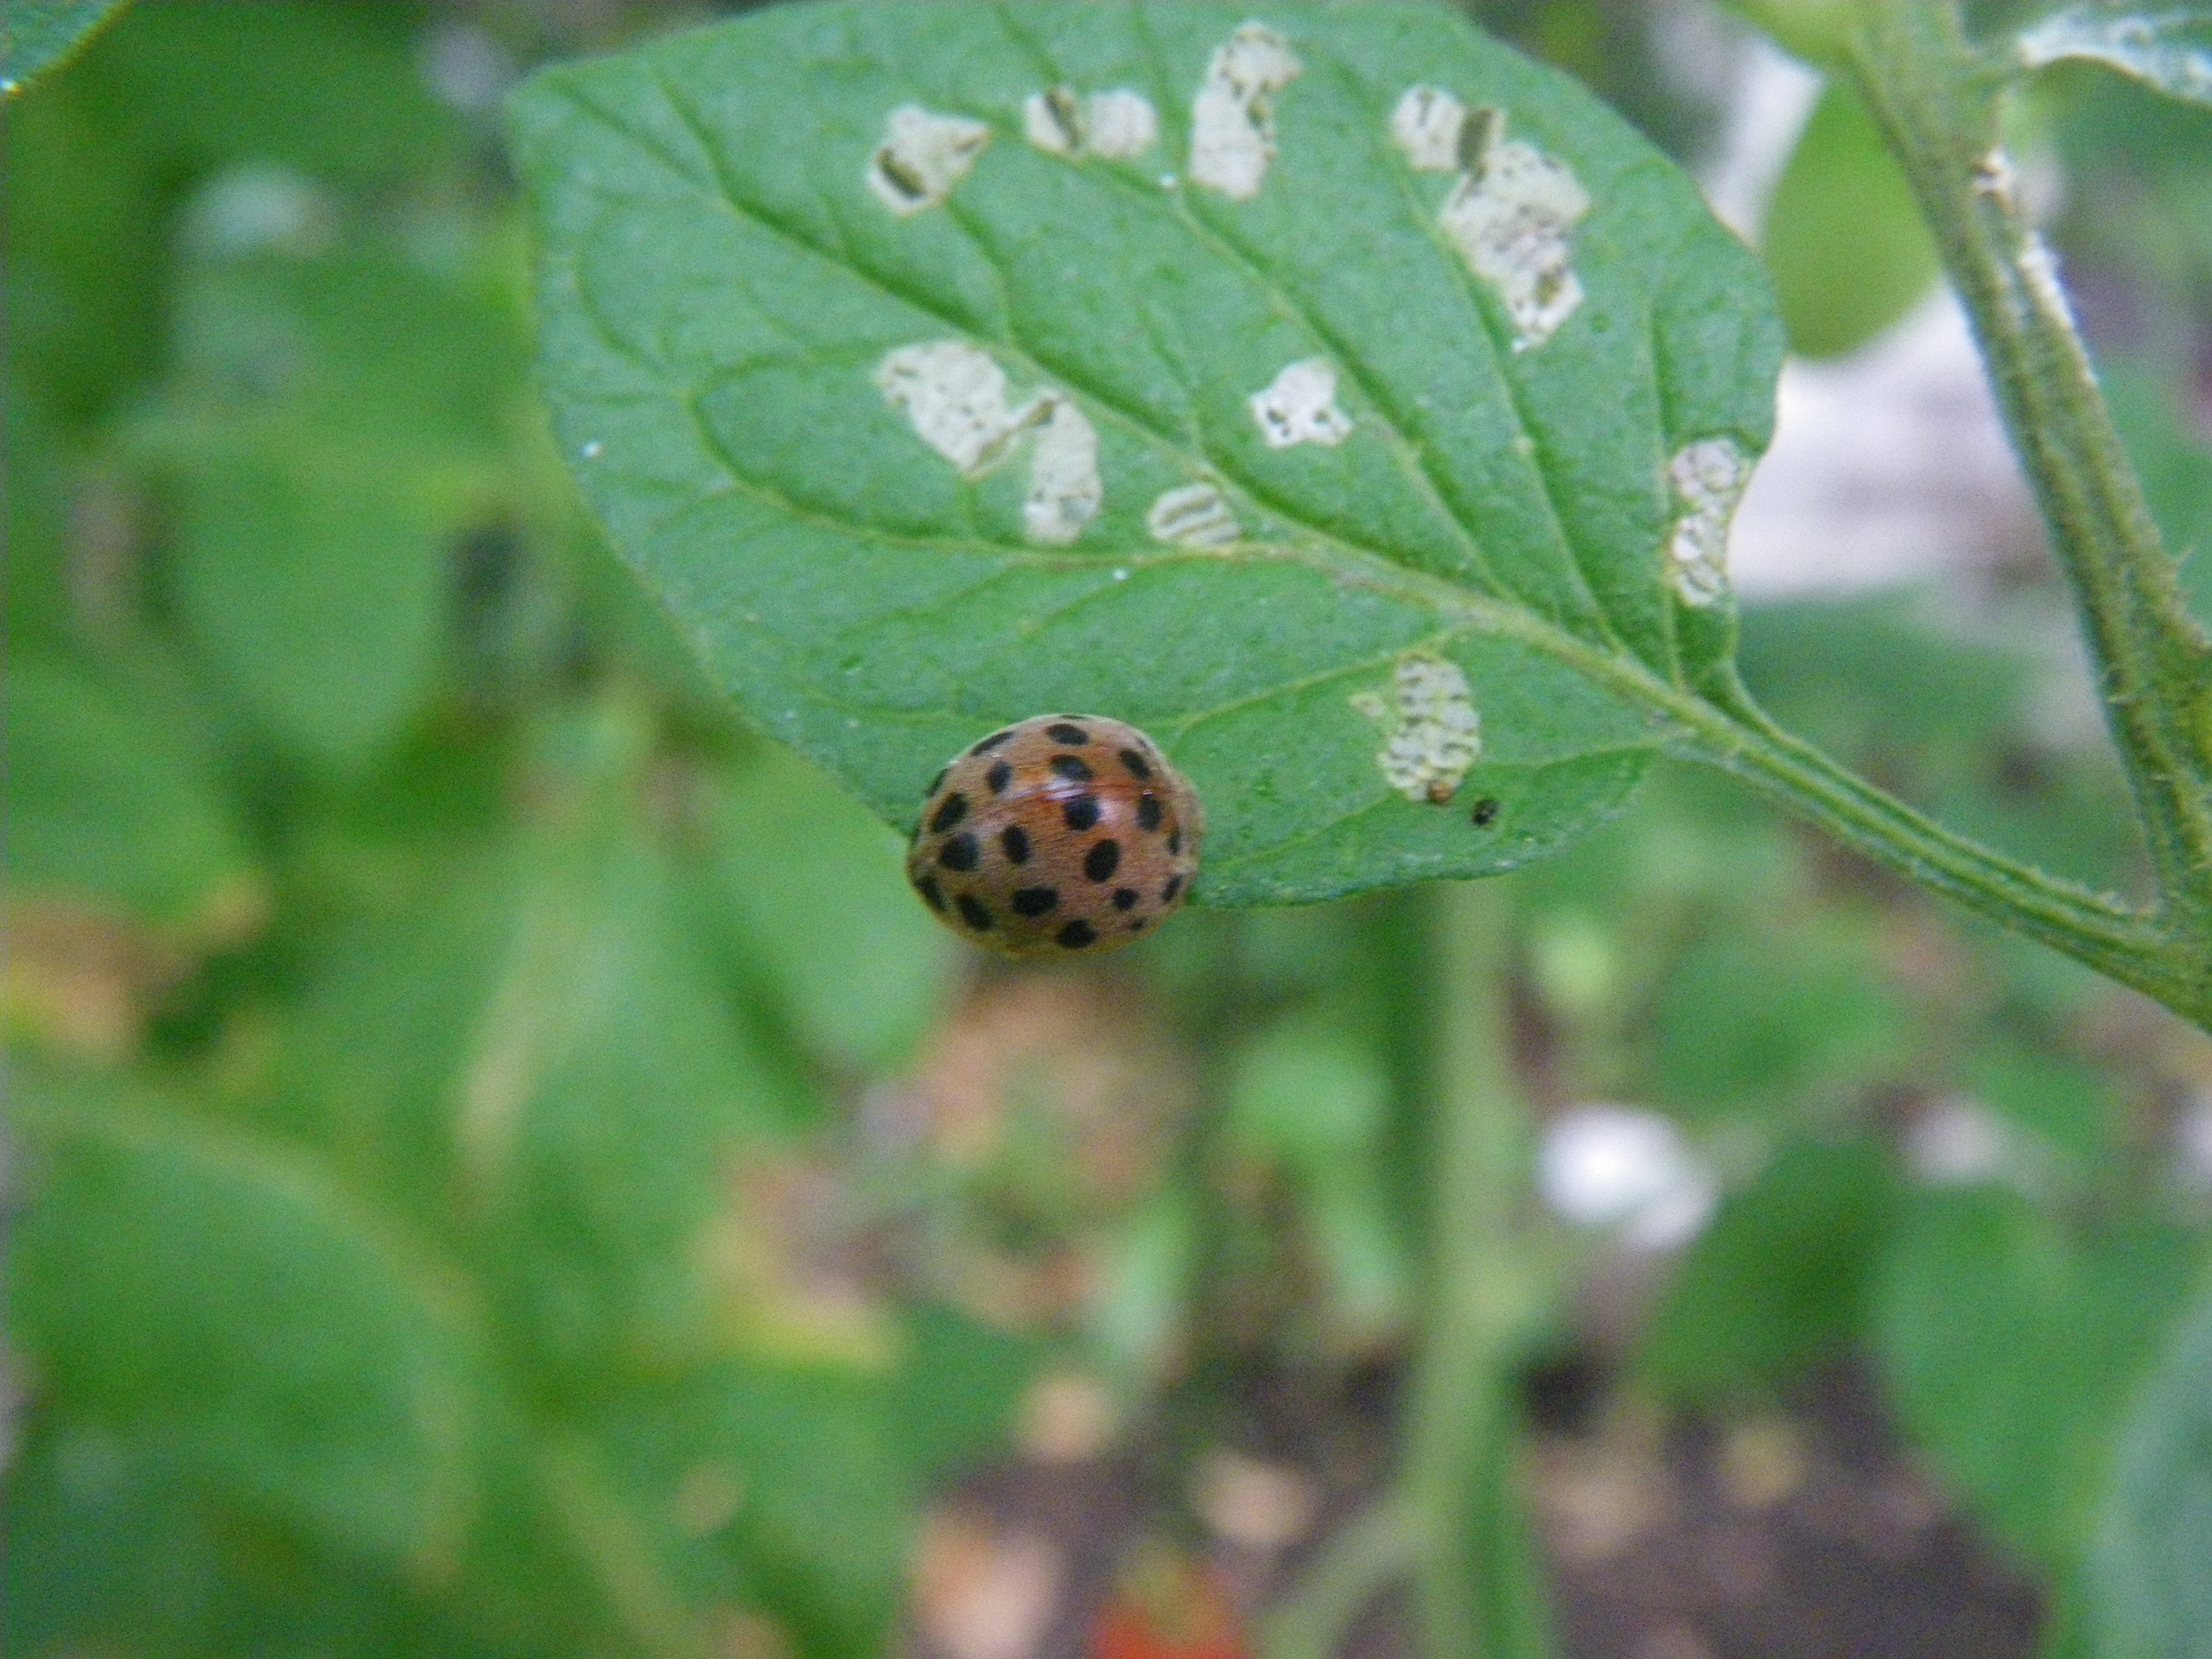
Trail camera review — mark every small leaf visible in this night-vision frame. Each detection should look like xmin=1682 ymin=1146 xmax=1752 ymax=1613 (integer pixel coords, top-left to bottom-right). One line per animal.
xmin=509 ymin=0 xmax=1784 ymax=905
xmin=1874 ymin=1187 xmax=2202 ymax=1573
xmin=7 ymin=1074 xmax=484 ymax=1567
xmin=138 ymin=234 xmax=531 ymax=769
xmin=1 ymin=649 xmax=254 ymax=928
xmin=1642 ymin=1137 xmax=1898 ymax=1398
xmin=2016 ymin=7 xmax=2212 ymax=110
xmin=2090 ymin=1276 xmax=2212 ymax=1659
xmin=0 ymin=0 xmax=135 ymax=98
xmin=699 ymin=741 xmax=956 ymax=1074
xmin=1760 ymin=82 xmax=1942 ymax=358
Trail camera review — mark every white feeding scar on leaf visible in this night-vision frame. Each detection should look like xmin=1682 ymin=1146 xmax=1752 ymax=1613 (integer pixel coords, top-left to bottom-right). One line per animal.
xmin=1433 ymin=113 xmax=1589 ymax=350
xmin=1147 ymin=483 xmax=1241 ymax=548
xmin=1023 ymin=86 xmax=1159 ymax=161
xmin=867 ymin=104 xmax=991 ymax=215
xmin=876 ymin=342 xmax=1032 ymax=475
xmin=875 ymin=341 xmax=1102 ymax=546
xmin=1248 ymin=358 xmax=1353 ymax=448
xmin=1665 ymin=438 xmax=1752 ymax=608
xmin=1188 ymin=23 xmax=1303 ymax=201
xmin=1389 ymin=85 xmax=1471 ymax=172
xmin=1023 ymin=398 xmax=1102 ymax=546
xmin=1351 ymin=653 xmax=1483 ymax=804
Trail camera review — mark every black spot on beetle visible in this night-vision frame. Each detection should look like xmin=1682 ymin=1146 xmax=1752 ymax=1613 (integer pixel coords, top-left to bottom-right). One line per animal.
xmin=1136 ymin=794 xmax=1164 ymax=832
xmin=1084 ymin=840 xmax=1121 ymax=882
xmin=1167 ymin=828 xmax=1182 ymax=854
xmin=971 ymin=729 xmax=1014 ymax=754
xmin=1112 ymin=888 xmax=1139 ymax=911
xmin=1011 ymin=886 xmax=1059 ymax=916
xmin=929 ymin=793 xmax=968 ymax=833
xmin=1057 ymin=919 xmax=1099 ymax=949
xmin=1050 ymin=754 xmax=1094 ymax=783
xmin=1000 ymin=824 xmax=1032 ymax=864
xmin=1118 ymin=748 xmax=1153 ymax=780
xmin=1130 ymin=917 xmax=1148 ymax=931
xmin=1047 ymin=722 xmax=1090 ymax=745
xmin=986 ymin=760 xmax=1013 ymax=794
xmin=1162 ymin=874 xmax=1184 ymax=903
xmin=956 ymin=894 xmax=994 ymax=931
xmin=1063 ymin=795 xmax=1101 ymax=832
xmin=914 ymin=874 xmax=947 ymax=913
xmin=1470 ymin=796 xmax=1500 ymax=827
xmin=938 ymin=833 xmax=980 ymax=872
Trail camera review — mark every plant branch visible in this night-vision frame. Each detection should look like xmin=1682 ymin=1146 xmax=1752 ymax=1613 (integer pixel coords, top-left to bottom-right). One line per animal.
xmin=1669 ymin=682 xmax=2205 ymax=1024
xmin=1403 ymin=880 xmax=1554 ymax=1659
xmin=1842 ymin=2 xmax=2212 ymax=943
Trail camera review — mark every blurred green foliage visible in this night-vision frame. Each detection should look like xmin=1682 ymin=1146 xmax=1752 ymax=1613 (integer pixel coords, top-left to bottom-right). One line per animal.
xmin=5 ymin=4 xmax=2212 ymax=1658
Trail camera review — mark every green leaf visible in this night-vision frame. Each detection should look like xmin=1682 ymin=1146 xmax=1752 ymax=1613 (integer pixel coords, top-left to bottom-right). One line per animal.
xmin=2016 ymin=7 xmax=2212 ymax=111
xmin=1760 ymin=81 xmax=1942 ymax=358
xmin=699 ymin=740 xmax=956 ymax=1074
xmin=1649 ymin=922 xmax=1906 ymax=1119
xmin=1962 ymin=1036 xmax=2117 ymax=1170
xmin=2 ymin=1419 xmax=512 ymax=1659
xmin=1873 ymin=1186 xmax=2203 ymax=1574
xmin=0 ymin=0 xmax=133 ymax=98
xmin=7 ymin=1075 xmax=486 ymax=1567
xmin=510 ymin=0 xmax=1784 ymax=906
xmin=1642 ymin=1136 xmax=1899 ymax=1398
xmin=592 ymin=1364 xmax=914 ymax=1659
xmin=1227 ymin=1022 xmax=1413 ymax=1334
xmin=1 ymin=648 xmax=255 ymax=927
xmin=888 ymin=1301 xmax=1047 ymax=1485
xmin=282 ymin=703 xmax=819 ymax=1373
xmin=2104 ymin=357 xmax=2212 ymax=631
xmin=2090 ymin=1275 xmax=2212 ymax=1659
xmin=140 ymin=236 xmax=531 ymax=769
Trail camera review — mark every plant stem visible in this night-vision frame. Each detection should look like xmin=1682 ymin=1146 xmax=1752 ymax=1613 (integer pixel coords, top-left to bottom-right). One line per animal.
xmin=1403 ymin=879 xmax=1553 ymax=1659
xmin=1843 ymin=2 xmax=2212 ymax=942
xmin=1675 ymin=684 xmax=2205 ymax=1023
xmin=1257 ymin=883 xmax=1553 ymax=1659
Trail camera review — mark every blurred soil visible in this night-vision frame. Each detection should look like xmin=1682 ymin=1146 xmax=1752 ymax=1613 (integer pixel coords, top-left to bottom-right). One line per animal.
xmin=903 ymin=1359 xmax=2042 ymax=1659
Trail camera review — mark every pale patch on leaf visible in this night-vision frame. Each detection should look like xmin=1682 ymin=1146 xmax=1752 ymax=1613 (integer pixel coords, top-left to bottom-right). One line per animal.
xmin=867 ymin=103 xmax=991 ymax=215
xmin=1189 ymin=22 xmax=1304 ymax=201
xmin=1437 ymin=118 xmax=1589 ymax=349
xmin=1023 ymin=398 xmax=1103 ymax=546
xmin=1665 ymin=437 xmax=1751 ymax=608
xmin=1146 ymin=482 xmax=1242 ymax=548
xmin=1248 ymin=357 xmax=1353 ymax=448
xmin=1023 ymin=85 xmax=1159 ymax=160
xmin=876 ymin=341 xmax=1033 ymax=476
xmin=1389 ymin=85 xmax=1470 ymax=172
xmin=1350 ymin=652 xmax=1483 ymax=803
xmin=876 ymin=342 xmax=1102 ymax=546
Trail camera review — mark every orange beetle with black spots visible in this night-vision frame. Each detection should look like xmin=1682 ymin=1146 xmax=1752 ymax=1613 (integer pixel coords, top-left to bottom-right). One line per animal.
xmin=907 ymin=716 xmax=1203 ymax=956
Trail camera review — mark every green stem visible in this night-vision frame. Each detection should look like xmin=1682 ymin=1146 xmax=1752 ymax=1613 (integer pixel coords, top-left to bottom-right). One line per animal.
xmin=1843 ymin=2 xmax=2212 ymax=940
xmin=1672 ymin=683 xmax=2204 ymax=1021
xmin=1256 ymin=883 xmax=1553 ymax=1659
xmin=1403 ymin=880 xmax=1553 ymax=1659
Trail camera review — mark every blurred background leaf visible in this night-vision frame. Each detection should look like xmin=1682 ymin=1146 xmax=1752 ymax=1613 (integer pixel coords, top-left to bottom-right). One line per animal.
xmin=0 ymin=0 xmax=135 ymax=97
xmin=1761 ymin=82 xmax=1943 ymax=358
